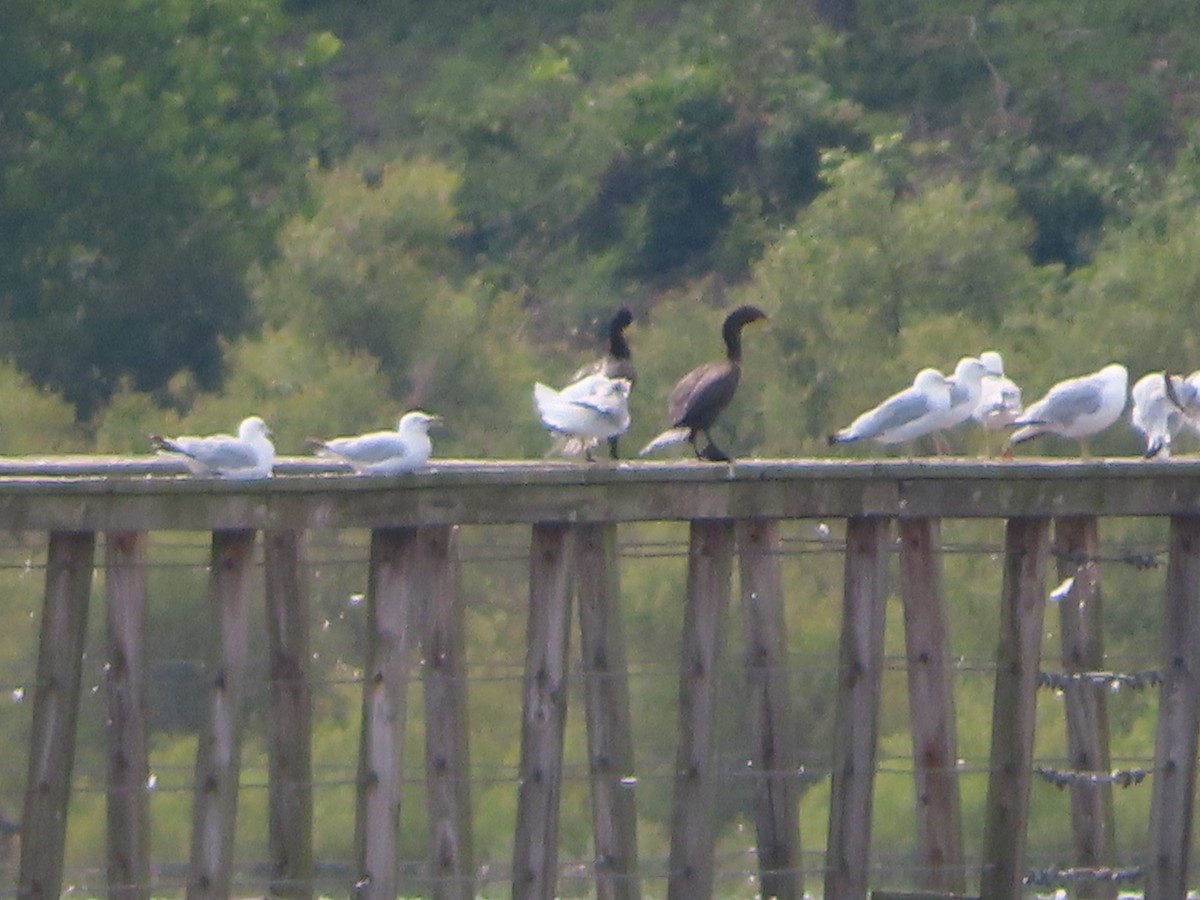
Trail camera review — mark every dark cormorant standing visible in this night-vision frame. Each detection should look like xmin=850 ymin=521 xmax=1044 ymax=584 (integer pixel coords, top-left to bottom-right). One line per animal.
xmin=570 ymin=307 xmax=636 ymax=458
xmin=639 ymin=305 xmax=767 ymax=462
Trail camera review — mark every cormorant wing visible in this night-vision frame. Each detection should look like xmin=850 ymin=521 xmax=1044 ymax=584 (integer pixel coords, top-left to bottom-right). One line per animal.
xmin=667 ymin=361 xmax=738 ymax=429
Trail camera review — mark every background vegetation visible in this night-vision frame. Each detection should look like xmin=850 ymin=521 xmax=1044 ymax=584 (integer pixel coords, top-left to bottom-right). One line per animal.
xmin=2 ymin=0 xmax=1199 ymax=891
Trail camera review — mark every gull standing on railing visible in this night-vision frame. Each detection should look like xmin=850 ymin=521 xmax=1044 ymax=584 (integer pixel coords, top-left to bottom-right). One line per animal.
xmin=568 ymin=307 xmax=636 ymax=459
xmin=535 ymin=374 xmax=633 ymax=462
xmin=930 ymin=356 xmax=989 ymax=453
xmin=827 ymin=367 xmax=953 ymax=455
xmin=973 ymin=350 xmax=1023 ymax=454
xmin=1007 ymin=363 xmax=1128 ymax=457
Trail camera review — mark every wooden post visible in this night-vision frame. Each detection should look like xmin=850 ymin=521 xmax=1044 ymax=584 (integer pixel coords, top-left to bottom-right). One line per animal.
xmin=980 ymin=517 xmax=1050 ymax=900
xmin=105 ymin=531 xmax=151 ymax=900
xmin=264 ymin=530 xmax=314 ymax=899
xmin=667 ymin=519 xmax=735 ymax=900
xmin=897 ymin=518 xmax=965 ymax=895
xmin=355 ymin=528 xmax=424 ymax=900
xmin=422 ymin=526 xmax=476 ymax=900
xmin=1146 ymin=516 xmax=1200 ymax=898
xmin=824 ymin=517 xmax=890 ymax=900
xmin=576 ymin=522 xmax=641 ymax=900
xmin=511 ymin=523 xmax=576 ymax=900
xmin=188 ymin=529 xmax=258 ymax=900
xmin=19 ymin=531 xmax=96 ymax=900
xmin=736 ymin=519 xmax=800 ymax=900
xmin=1052 ymin=517 xmax=1115 ymax=900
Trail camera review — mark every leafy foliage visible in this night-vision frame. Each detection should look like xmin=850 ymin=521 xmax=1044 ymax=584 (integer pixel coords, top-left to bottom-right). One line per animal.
xmin=742 ymin=152 xmax=1044 ymax=453
xmin=7 ymin=0 xmax=1200 ymax=880
xmin=252 ymin=160 xmax=544 ymax=458
xmin=0 ymin=363 xmax=82 ymax=453
xmin=0 ymin=0 xmax=340 ymax=417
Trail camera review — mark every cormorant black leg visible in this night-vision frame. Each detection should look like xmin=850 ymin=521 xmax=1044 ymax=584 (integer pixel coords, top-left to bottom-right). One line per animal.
xmin=608 ymin=435 xmax=620 ymax=459
xmin=699 ymin=430 xmax=731 ymax=462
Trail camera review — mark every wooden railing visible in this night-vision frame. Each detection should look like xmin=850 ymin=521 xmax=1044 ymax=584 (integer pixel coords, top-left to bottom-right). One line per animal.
xmin=4 ymin=456 xmax=1200 ymax=900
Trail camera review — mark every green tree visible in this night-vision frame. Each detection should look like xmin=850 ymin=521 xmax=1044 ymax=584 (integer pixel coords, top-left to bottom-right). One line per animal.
xmin=253 ymin=160 xmax=544 ymax=459
xmin=744 ymin=152 xmax=1044 ymax=454
xmin=0 ymin=362 xmax=82 ymax=453
xmin=0 ymin=0 xmax=341 ymax=418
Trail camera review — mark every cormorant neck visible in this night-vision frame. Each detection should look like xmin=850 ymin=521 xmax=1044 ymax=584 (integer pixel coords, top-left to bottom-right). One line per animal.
xmin=724 ymin=320 xmax=744 ymax=363
xmin=609 ymin=325 xmax=631 ymax=361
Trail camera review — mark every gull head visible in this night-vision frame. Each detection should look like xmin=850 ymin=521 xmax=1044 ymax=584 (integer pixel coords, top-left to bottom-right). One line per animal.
xmin=238 ymin=416 xmax=271 ymax=440
xmin=1100 ymin=363 xmax=1128 ymax=385
xmin=953 ymin=356 xmax=989 ymax=387
xmin=913 ymin=368 xmax=949 ymax=391
xmin=980 ymin=350 xmax=1005 ymax=378
xmin=398 ymin=411 xmax=443 ymax=434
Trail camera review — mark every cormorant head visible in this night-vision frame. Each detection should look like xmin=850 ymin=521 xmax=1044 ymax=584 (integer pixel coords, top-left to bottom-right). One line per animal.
xmin=725 ymin=305 xmax=768 ymax=331
xmin=721 ymin=305 xmax=768 ymax=360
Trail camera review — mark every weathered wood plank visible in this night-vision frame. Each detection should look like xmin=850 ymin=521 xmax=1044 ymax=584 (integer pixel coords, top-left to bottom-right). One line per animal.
xmin=575 ymin=522 xmax=641 ymax=900
xmin=979 ymin=517 xmax=1050 ymax=900
xmin=1146 ymin=515 xmax=1200 ymax=898
xmin=511 ymin=523 xmax=576 ymax=900
xmin=5 ymin=459 xmax=1200 ymax=531
xmin=187 ymin=529 xmax=258 ymax=900
xmin=736 ymin=519 xmax=799 ymax=900
xmin=355 ymin=528 xmax=424 ymax=900
xmin=421 ymin=526 xmax=475 ymax=900
xmin=105 ymin=531 xmax=151 ymax=900
xmin=264 ymin=530 xmax=314 ymax=900
xmin=824 ymin=517 xmax=890 ymax=900
xmin=1052 ymin=517 xmax=1116 ymax=900
xmin=897 ymin=518 xmax=964 ymax=895
xmin=19 ymin=531 xmax=96 ymax=900
xmin=667 ymin=520 xmax=735 ymax=900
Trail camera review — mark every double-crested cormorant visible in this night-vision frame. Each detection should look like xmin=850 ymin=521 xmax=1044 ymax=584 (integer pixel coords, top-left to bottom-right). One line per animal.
xmin=639 ymin=305 xmax=767 ymax=462
xmin=1007 ymin=363 xmax=1128 ymax=455
xmin=307 ymin=411 xmax=442 ymax=474
xmin=150 ymin=416 xmax=275 ymax=479
xmin=534 ymin=375 xmax=633 ymax=461
xmin=827 ymin=368 xmax=952 ymax=448
xmin=569 ymin=307 xmax=636 ymax=458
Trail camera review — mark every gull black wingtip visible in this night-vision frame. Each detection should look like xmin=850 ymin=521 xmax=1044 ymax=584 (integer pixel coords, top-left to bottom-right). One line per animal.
xmin=1163 ymin=371 xmax=1185 ymax=411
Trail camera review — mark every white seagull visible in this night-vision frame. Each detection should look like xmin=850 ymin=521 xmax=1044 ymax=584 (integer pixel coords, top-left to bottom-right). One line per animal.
xmin=1132 ymin=371 xmax=1200 ymax=458
xmin=827 ymin=368 xmax=953 ymax=450
xmin=930 ymin=356 xmax=990 ymax=452
xmin=308 ymin=411 xmax=442 ymax=475
xmin=1174 ymin=370 xmax=1200 ymax=435
xmin=568 ymin=307 xmax=636 ymax=459
xmin=534 ymin=373 xmax=632 ymax=461
xmin=973 ymin=350 xmax=1024 ymax=431
xmin=151 ymin=416 xmax=275 ymax=479
xmin=1008 ymin=363 xmax=1128 ymax=455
